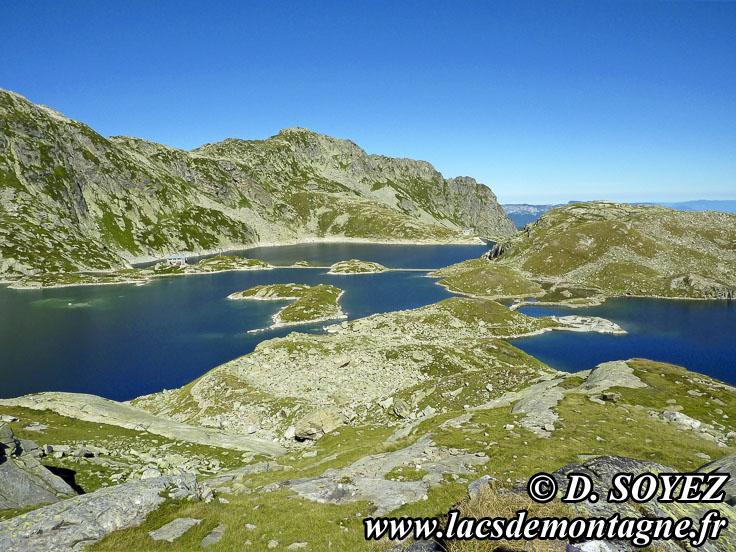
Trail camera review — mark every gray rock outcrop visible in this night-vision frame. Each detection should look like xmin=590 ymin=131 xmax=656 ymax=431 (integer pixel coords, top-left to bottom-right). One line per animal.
xmin=569 ymin=361 xmax=647 ymax=394
xmin=0 ymin=423 xmax=76 ymax=510
xmin=0 ymin=393 xmax=285 ymax=456
xmin=148 ymin=517 xmax=201 ymax=542
xmin=266 ymin=434 xmax=488 ymax=515
xmin=0 ymin=473 xmax=202 ymax=551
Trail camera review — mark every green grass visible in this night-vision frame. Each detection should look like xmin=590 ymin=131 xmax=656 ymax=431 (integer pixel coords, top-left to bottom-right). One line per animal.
xmin=229 ymin=283 xmax=344 ymax=326
xmin=90 ymin=491 xmax=375 ymax=552
xmin=432 ymin=259 xmax=544 ymax=298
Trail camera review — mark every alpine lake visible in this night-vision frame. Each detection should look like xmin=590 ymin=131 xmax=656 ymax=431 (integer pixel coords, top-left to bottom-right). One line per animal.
xmin=1 ymin=242 xmax=734 ymax=400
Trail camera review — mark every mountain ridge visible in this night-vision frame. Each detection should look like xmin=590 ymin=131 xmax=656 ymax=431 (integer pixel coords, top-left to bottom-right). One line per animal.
xmin=0 ymin=89 xmax=514 ymax=276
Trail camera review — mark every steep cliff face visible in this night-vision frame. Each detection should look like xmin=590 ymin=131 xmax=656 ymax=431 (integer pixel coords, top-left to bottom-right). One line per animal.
xmin=0 ymin=89 xmax=514 ymax=276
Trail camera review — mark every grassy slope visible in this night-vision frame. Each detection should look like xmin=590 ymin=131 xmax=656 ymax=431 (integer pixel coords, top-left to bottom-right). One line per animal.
xmin=431 ymin=202 xmax=736 ymax=302
xmin=500 ymin=201 xmax=736 ymax=298
xmin=1 ymin=357 xmax=729 ymax=550
xmin=431 ymin=258 xmax=544 ymax=298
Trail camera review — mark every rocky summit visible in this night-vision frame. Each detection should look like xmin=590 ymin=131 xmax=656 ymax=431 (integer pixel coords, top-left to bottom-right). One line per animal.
xmin=0 ymin=88 xmax=514 ymax=277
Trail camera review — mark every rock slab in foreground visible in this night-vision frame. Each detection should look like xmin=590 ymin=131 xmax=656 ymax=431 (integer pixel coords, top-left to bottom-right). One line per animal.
xmin=0 ymin=423 xmax=76 ymax=510
xmin=0 ymin=392 xmax=285 ymax=456
xmin=0 ymin=473 xmax=201 ymax=552
xmin=200 ymin=522 xmax=226 ymax=547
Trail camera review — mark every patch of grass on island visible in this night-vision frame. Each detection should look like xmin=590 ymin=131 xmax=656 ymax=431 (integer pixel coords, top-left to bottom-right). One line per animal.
xmin=431 ymin=259 xmax=544 ymax=299
xmin=228 ymin=283 xmax=345 ymax=327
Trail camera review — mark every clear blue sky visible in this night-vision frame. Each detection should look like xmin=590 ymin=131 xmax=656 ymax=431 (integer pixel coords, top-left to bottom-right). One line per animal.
xmin=2 ymin=1 xmax=735 ymax=203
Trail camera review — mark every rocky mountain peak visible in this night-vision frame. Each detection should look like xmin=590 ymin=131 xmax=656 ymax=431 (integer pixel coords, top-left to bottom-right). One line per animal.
xmin=0 ymin=88 xmax=515 ymax=276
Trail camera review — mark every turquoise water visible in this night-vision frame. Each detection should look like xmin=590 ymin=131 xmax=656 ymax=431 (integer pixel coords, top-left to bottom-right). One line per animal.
xmin=514 ymin=298 xmax=736 ymax=382
xmin=0 ymin=244 xmax=486 ymax=401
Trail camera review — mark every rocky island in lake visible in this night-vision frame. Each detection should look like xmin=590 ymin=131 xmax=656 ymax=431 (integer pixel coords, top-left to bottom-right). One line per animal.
xmin=229 ymin=283 xmax=346 ymax=330
xmin=327 ymin=259 xmax=389 ymax=274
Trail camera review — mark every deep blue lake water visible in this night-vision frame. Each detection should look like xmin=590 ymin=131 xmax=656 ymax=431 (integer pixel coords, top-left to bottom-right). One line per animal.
xmin=148 ymin=242 xmax=488 ymax=270
xmin=514 ymin=299 xmax=736 ymax=383
xmin=0 ymin=244 xmax=486 ymax=401
xmin=1 ymin=243 xmax=734 ymax=401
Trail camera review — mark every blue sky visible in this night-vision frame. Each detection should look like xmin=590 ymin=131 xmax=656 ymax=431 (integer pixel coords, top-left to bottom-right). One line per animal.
xmin=2 ymin=1 xmax=735 ymax=203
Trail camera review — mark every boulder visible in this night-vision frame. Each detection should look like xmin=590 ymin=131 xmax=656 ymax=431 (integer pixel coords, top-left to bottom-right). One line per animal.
xmin=661 ymin=410 xmax=702 ymax=430
xmin=294 ymin=407 xmax=345 ymax=441
xmin=393 ymin=399 xmax=411 ymax=418
xmin=148 ymin=517 xmax=201 ymax=542
xmin=572 ymin=361 xmax=647 ymax=394
xmin=0 ymin=424 xmax=76 ymax=510
xmin=0 ymin=423 xmax=17 ymax=456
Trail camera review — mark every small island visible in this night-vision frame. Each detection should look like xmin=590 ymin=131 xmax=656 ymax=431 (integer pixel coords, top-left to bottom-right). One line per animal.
xmin=228 ymin=283 xmax=346 ymax=330
xmin=327 ymin=259 xmax=388 ymax=274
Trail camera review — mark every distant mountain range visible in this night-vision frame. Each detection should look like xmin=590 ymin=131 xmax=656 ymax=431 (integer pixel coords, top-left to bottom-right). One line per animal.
xmin=503 ymin=200 xmax=736 ymax=227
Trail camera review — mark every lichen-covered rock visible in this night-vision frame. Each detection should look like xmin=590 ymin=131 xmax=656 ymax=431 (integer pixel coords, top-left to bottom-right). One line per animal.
xmin=551 ymin=455 xmax=736 ymax=552
xmin=0 ymin=473 xmax=201 ymax=552
xmin=697 ymin=454 xmax=736 ymax=505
